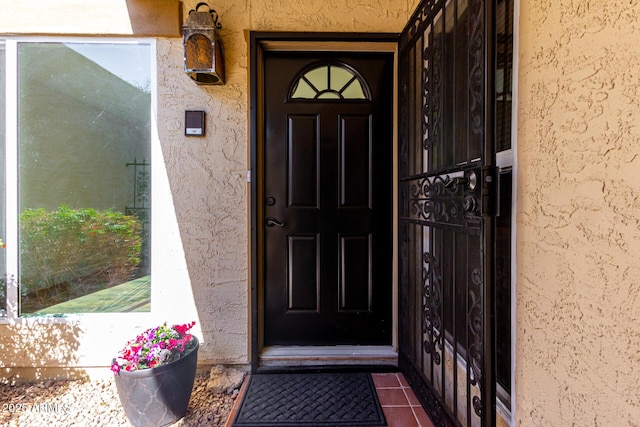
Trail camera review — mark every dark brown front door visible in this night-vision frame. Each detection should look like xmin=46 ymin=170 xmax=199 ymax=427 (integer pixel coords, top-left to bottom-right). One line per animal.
xmin=262 ymin=52 xmax=393 ymax=346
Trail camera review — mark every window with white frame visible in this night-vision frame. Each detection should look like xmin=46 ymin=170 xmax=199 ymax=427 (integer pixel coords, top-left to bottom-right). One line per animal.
xmin=0 ymin=40 xmax=6 ymax=317
xmin=1 ymin=39 xmax=154 ymax=316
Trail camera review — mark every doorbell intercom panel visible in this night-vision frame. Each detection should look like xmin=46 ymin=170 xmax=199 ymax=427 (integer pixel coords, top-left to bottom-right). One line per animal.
xmin=185 ymin=110 xmax=205 ymax=136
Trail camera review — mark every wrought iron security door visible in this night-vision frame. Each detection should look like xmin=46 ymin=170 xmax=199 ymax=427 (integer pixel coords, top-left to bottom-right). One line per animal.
xmin=398 ymin=0 xmax=496 ymax=426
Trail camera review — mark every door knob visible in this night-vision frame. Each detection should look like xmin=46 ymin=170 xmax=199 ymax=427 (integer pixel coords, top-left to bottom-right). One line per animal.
xmin=266 ymin=217 xmax=286 ymax=227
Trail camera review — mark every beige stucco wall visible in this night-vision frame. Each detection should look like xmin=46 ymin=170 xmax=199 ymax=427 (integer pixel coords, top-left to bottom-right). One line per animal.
xmin=516 ymin=0 xmax=640 ymax=425
xmin=0 ymin=0 xmax=417 ymax=380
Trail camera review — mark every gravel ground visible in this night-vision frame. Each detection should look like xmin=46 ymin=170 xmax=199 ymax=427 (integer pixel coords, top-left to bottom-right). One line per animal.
xmin=0 ymin=373 xmax=239 ymax=427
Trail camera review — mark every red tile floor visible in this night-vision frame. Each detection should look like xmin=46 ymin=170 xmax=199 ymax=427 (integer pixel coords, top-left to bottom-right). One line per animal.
xmin=373 ymin=373 xmax=434 ymax=427
xmin=225 ymin=372 xmax=434 ymax=427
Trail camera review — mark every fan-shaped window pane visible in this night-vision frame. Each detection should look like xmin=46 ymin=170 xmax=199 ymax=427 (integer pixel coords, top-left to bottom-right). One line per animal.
xmin=291 ymin=79 xmax=316 ymax=99
xmin=305 ymin=67 xmax=327 ymax=90
xmin=341 ymin=80 xmax=366 ymax=99
xmin=330 ymin=66 xmax=354 ymax=92
xmin=289 ymin=63 xmax=370 ymax=100
xmin=318 ymin=92 xmax=341 ymax=99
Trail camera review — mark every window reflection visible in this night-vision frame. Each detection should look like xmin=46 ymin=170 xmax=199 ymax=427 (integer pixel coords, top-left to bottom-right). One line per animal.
xmin=15 ymin=42 xmax=152 ymax=315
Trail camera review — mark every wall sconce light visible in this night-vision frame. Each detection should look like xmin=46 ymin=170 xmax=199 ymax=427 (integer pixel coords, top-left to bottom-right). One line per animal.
xmin=183 ymin=2 xmax=225 ymax=85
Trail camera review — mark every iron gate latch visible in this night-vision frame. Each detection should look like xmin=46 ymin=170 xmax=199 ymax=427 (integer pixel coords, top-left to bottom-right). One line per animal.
xmin=482 ymin=165 xmax=499 ymax=217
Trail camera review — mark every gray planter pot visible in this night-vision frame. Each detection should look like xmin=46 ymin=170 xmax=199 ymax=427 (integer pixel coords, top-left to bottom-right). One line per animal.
xmin=113 ymin=337 xmax=199 ymax=427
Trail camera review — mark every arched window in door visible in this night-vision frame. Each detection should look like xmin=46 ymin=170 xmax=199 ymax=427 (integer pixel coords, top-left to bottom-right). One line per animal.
xmin=288 ymin=62 xmax=371 ymax=100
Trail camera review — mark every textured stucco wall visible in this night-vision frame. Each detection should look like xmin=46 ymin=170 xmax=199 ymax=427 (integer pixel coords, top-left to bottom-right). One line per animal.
xmin=0 ymin=0 xmax=416 ymax=377
xmin=516 ymin=0 xmax=640 ymax=425
xmin=159 ymin=0 xmax=417 ymax=364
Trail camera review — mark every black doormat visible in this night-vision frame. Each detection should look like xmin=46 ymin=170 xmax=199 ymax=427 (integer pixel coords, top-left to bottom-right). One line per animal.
xmin=232 ymin=372 xmax=386 ymax=426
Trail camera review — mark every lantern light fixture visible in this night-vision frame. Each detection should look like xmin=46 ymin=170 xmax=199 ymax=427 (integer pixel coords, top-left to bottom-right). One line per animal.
xmin=183 ymin=2 xmax=225 ymax=85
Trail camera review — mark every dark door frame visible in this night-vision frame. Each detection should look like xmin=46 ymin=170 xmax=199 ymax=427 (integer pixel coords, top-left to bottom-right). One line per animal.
xmin=249 ymin=32 xmax=400 ymax=372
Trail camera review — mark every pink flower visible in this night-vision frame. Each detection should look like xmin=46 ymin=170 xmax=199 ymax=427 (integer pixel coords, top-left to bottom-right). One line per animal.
xmin=173 ymin=321 xmax=195 ymax=336
xmin=111 ymin=321 xmax=196 ymax=375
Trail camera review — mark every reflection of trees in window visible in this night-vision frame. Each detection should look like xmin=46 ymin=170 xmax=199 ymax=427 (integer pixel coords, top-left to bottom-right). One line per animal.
xmin=289 ymin=63 xmax=370 ymax=100
xmin=19 ymin=206 xmax=143 ymax=313
xmin=11 ymin=41 xmax=153 ymax=315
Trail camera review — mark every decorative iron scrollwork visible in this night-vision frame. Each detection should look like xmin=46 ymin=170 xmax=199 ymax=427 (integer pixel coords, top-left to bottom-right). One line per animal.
xmin=422 ymin=40 xmax=431 ymax=152
xmin=467 ymin=268 xmax=483 ymax=388
xmin=422 ymin=251 xmax=443 ymax=365
xmin=399 ymin=71 xmax=409 ymax=168
xmin=400 ymin=0 xmax=440 ymax=51
xmin=469 ymin=0 xmax=485 ymax=147
xmin=404 ymin=170 xmax=481 ymax=227
xmin=431 ymin=30 xmax=442 ymax=155
xmin=472 ymin=396 xmax=483 ymax=417
xmin=410 ymin=175 xmax=459 ymax=223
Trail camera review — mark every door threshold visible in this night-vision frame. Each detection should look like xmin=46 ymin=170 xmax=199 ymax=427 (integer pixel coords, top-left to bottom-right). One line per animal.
xmin=259 ymin=345 xmax=398 ymax=368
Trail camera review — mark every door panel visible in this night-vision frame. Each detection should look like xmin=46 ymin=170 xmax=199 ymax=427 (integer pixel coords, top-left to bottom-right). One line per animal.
xmin=339 ymin=115 xmax=372 ymax=208
xmin=339 ymin=234 xmax=372 ymax=312
xmin=263 ymin=53 xmax=393 ymax=346
xmin=287 ymin=234 xmax=319 ymax=312
xmin=287 ymin=115 xmax=319 ymax=208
